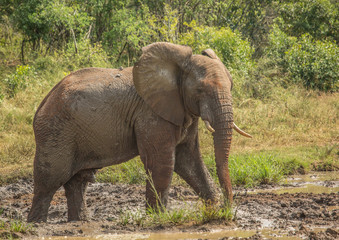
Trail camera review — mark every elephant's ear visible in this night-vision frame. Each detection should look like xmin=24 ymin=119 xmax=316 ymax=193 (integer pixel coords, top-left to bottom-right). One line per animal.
xmin=133 ymin=42 xmax=192 ymax=126
xmin=202 ymin=49 xmax=220 ymax=60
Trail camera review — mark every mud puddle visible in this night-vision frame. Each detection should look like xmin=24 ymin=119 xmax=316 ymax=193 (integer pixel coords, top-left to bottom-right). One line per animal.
xmin=0 ymin=172 xmax=338 ymax=239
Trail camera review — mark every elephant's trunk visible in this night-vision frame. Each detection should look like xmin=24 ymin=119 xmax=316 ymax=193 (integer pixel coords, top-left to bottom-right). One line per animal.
xmin=212 ymin=103 xmax=233 ymax=204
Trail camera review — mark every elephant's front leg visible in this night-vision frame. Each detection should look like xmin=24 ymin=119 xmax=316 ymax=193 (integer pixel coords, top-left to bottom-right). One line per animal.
xmin=175 ymin=120 xmax=218 ymax=202
xmin=144 ymin=149 xmax=175 ymax=209
xmin=135 ymin=118 xmax=178 ymax=209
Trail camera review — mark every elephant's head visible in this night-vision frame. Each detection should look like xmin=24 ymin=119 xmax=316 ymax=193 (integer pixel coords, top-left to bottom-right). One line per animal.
xmin=133 ymin=42 xmax=251 ymax=204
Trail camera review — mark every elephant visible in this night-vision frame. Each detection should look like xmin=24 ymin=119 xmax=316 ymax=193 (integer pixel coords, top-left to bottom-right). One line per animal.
xmin=27 ymin=42 xmax=251 ymax=222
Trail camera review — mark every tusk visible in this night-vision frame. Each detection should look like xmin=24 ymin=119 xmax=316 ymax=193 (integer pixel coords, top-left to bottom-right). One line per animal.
xmin=204 ymin=120 xmax=215 ymax=133
xmin=233 ymin=123 xmax=252 ymax=138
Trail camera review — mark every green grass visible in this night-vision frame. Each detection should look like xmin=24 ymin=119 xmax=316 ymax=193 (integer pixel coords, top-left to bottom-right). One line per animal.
xmin=0 ymin=219 xmax=34 ymax=239
xmin=96 ymin=143 xmax=338 ymax=188
xmin=0 ymin=208 xmax=34 ymax=238
xmin=116 ymin=198 xmax=232 ymax=227
xmin=201 ymin=154 xmax=284 ymax=187
xmin=96 ymin=158 xmax=146 ymax=184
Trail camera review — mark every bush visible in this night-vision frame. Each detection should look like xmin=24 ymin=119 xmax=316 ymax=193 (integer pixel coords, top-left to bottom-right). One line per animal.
xmin=180 ymin=21 xmax=254 ymax=75
xmin=11 ymin=0 xmax=91 ymax=50
xmin=285 ymin=35 xmax=338 ymax=91
xmin=265 ymin=25 xmax=297 ymax=68
xmin=277 ymin=0 xmax=338 ymax=42
xmin=63 ymin=39 xmax=111 ymax=70
xmin=2 ymin=65 xmax=36 ymax=97
xmin=265 ymin=26 xmax=338 ymax=92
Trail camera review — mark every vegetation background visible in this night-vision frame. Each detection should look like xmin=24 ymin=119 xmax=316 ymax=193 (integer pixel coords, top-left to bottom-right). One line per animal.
xmin=0 ymin=0 xmax=338 ymax=186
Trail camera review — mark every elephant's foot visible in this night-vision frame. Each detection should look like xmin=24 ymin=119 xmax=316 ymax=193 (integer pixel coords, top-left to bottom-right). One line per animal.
xmin=27 ymin=210 xmax=48 ymax=223
xmin=67 ymin=208 xmax=89 ymax=222
xmin=145 ymin=179 xmax=170 ymax=211
xmin=27 ymin=190 xmax=55 ymax=223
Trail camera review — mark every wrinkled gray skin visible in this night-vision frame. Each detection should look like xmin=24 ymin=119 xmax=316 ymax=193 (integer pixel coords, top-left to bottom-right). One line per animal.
xmin=28 ymin=42 xmax=235 ymax=222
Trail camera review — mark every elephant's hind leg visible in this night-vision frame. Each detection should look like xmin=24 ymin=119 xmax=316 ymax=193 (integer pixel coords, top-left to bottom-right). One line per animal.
xmin=64 ymin=169 xmax=96 ymax=221
xmin=28 ymin=150 xmax=67 ymax=222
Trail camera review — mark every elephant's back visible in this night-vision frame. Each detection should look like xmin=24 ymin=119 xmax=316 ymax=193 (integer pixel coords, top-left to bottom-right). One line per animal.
xmin=34 ymin=67 xmax=135 ymax=121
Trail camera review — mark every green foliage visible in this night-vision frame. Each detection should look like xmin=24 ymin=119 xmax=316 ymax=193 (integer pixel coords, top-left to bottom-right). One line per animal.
xmin=180 ymin=22 xmax=254 ymax=75
xmin=196 ymin=200 xmax=233 ymax=223
xmin=102 ymin=3 xmax=183 ymax=65
xmin=102 ymin=4 xmax=157 ymax=65
xmin=2 ymin=65 xmax=36 ymax=97
xmin=265 ymin=25 xmax=338 ymax=91
xmin=278 ymin=0 xmax=338 ymax=42
xmin=0 ymin=219 xmax=34 ymax=239
xmin=197 ymin=154 xmax=283 ymax=188
xmin=63 ymin=39 xmax=111 ymax=70
xmin=12 ymin=0 xmax=91 ymax=50
xmin=265 ymin=25 xmax=297 ymax=67
xmin=285 ymin=35 xmax=339 ymax=91
xmin=9 ymin=220 xmax=33 ymax=233
xmin=229 ymin=155 xmax=283 ymax=187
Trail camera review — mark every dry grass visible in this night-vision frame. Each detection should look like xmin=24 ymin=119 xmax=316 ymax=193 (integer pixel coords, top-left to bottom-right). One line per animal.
xmin=199 ymin=89 xmax=338 ymax=155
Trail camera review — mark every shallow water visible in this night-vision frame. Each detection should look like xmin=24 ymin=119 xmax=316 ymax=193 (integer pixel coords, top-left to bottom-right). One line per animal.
xmin=250 ymin=171 xmax=339 ymax=194
xmin=47 ymin=227 xmax=334 ymax=240
xmin=287 ymin=171 xmax=338 ymax=182
xmin=45 ymin=229 xmax=294 ymax=240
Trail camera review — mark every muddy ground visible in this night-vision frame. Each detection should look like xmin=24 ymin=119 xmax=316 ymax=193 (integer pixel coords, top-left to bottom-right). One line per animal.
xmin=0 ymin=175 xmax=338 ymax=240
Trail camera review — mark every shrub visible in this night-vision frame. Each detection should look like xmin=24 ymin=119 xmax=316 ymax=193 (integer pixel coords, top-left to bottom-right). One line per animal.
xmin=180 ymin=21 xmax=254 ymax=75
xmin=277 ymin=0 xmax=338 ymax=42
xmin=11 ymin=0 xmax=91 ymax=50
xmin=285 ymin=35 xmax=338 ymax=91
xmin=265 ymin=25 xmax=297 ymax=68
xmin=265 ymin=26 xmax=338 ymax=92
xmin=2 ymin=65 xmax=36 ymax=97
xmin=63 ymin=39 xmax=111 ymax=70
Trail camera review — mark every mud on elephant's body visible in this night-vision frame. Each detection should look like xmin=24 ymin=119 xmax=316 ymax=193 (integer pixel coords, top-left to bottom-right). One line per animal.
xmin=28 ymin=42 xmax=251 ymax=222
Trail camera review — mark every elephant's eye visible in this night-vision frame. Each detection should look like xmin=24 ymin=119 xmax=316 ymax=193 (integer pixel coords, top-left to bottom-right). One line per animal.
xmin=196 ymin=88 xmax=205 ymax=96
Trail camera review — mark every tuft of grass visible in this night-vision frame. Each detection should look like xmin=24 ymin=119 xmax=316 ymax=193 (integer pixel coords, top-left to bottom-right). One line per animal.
xmin=0 ymin=219 xmax=34 ymax=239
xmin=9 ymin=220 xmax=33 ymax=233
xmin=117 ymin=199 xmax=232 ymax=227
xmin=195 ymin=200 xmax=233 ymax=224
xmin=203 ymin=154 xmax=284 ymax=187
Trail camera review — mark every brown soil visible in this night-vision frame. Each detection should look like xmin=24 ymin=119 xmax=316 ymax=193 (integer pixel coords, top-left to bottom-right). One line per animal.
xmin=0 ymin=179 xmax=338 ymax=239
